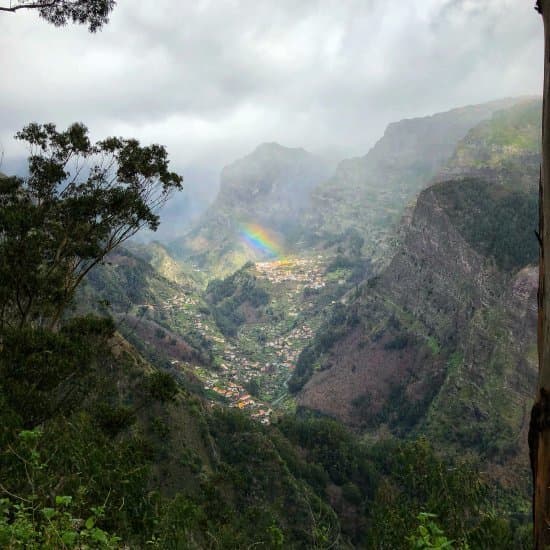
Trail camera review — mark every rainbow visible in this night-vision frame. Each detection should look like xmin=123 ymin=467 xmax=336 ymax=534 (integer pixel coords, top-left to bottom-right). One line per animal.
xmin=239 ymin=222 xmax=284 ymax=259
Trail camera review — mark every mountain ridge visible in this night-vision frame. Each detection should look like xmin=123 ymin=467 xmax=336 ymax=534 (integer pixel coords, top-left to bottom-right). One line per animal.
xmin=296 ymin=99 xmax=541 ymax=492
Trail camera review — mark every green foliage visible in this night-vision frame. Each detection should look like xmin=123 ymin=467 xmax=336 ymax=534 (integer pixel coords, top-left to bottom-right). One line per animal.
xmin=437 ymin=178 xmax=537 ymax=271
xmin=205 ymin=408 xmax=342 ymax=548
xmin=364 ymin=438 xmax=523 ymax=549
xmin=476 ymin=100 xmax=540 ymax=151
xmin=0 ymin=427 xmax=122 ymax=548
xmin=384 ymin=333 xmax=413 ymax=350
xmin=0 ymin=496 xmax=121 ymax=549
xmin=0 ymin=122 xmax=182 ymax=329
xmin=278 ymin=415 xmax=375 ymax=496
xmin=206 ymin=264 xmax=270 ymax=337
xmin=407 ymin=513 xmax=454 ymax=549
xmin=93 ymin=403 xmax=136 ymax=438
xmin=210 ymin=297 xmax=245 ymax=337
xmin=0 ymin=317 xmax=115 ymax=427
xmin=1 ymin=0 xmax=117 ymax=32
xmin=288 ymin=303 xmax=360 ymax=393
xmin=245 ymin=378 xmax=261 ymax=398
xmin=287 ymin=345 xmax=316 ymax=393
xmin=84 ymin=251 xmax=158 ymax=310
xmin=326 ymin=254 xmax=356 ymax=272
xmin=183 ymin=328 xmax=215 ymax=365
xmin=278 ymin=415 xmax=529 ymax=548
xmin=0 ymin=317 xmax=531 ymax=548
xmin=145 ymin=371 xmax=178 ymax=403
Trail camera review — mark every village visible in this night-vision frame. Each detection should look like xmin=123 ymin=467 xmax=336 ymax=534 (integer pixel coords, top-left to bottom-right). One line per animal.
xmin=140 ymin=256 xmax=330 ymax=424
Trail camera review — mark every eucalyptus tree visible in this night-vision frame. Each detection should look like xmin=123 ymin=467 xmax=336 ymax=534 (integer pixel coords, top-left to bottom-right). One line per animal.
xmin=0 ymin=0 xmax=115 ymax=31
xmin=531 ymin=1 xmax=550 ymax=547
xmin=0 ymin=122 xmax=182 ymax=329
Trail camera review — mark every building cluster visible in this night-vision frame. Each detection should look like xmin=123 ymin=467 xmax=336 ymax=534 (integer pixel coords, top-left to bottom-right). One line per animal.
xmin=265 ymin=323 xmax=314 ymax=368
xmin=202 ymin=372 xmax=273 ymax=424
xmin=255 ymin=257 xmax=326 ymax=289
xmin=158 ymin=293 xmax=198 ymax=312
xmin=141 ymin=256 xmax=330 ymax=425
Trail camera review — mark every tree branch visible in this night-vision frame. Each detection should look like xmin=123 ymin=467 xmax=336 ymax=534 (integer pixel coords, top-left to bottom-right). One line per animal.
xmin=0 ymin=2 xmax=57 ymax=13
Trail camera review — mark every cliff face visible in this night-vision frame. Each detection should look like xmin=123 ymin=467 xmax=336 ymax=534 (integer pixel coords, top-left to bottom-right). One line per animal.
xmin=298 ymin=99 xmax=541 ymax=487
xmin=170 ymin=143 xmax=331 ymax=275
xmin=305 ymin=97 xmax=530 ymax=260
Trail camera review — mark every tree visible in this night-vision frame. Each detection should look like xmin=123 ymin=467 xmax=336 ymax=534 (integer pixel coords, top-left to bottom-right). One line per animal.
xmin=0 ymin=0 xmax=115 ymax=32
xmin=0 ymin=122 xmax=182 ymax=329
xmin=531 ymin=2 xmax=550 ymax=548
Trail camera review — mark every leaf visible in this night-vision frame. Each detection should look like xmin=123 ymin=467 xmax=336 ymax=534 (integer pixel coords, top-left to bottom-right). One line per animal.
xmin=55 ymin=495 xmax=72 ymax=507
xmin=90 ymin=527 xmax=108 ymax=543
xmin=18 ymin=429 xmax=42 ymax=442
xmin=61 ymin=530 xmax=78 ymax=545
xmin=85 ymin=516 xmax=95 ymax=530
xmin=41 ymin=507 xmax=57 ymax=520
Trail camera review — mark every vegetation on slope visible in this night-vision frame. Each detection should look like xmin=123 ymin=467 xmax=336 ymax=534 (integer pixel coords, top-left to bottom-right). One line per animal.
xmin=435 ymin=178 xmax=538 ymax=271
xmin=0 ymin=323 xmax=532 ymax=548
xmin=206 ymin=262 xmax=270 ymax=337
xmin=297 ymin=100 xmax=540 ymax=517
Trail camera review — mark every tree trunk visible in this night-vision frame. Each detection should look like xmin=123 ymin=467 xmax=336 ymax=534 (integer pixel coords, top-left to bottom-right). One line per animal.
xmin=531 ymin=2 xmax=550 ymax=548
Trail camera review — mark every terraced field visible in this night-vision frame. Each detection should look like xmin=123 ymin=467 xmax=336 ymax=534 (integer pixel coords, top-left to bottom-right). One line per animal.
xmin=169 ymin=256 xmax=333 ymax=422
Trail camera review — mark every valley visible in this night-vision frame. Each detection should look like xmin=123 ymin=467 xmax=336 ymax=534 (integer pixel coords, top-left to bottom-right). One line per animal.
xmin=70 ymin=96 xmax=541 ymax=546
xmin=90 ymin=252 xmax=352 ymax=423
xmin=88 ymin=98 xmax=540 ymax=460
xmin=1 ymin=3 xmax=544 ymax=547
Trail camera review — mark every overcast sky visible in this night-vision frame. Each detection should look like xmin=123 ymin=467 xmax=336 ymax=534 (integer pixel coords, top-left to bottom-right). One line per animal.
xmin=0 ymin=0 xmax=543 ymax=190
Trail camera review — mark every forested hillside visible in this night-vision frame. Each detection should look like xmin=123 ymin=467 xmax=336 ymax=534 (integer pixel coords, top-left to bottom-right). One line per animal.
xmin=298 ymin=99 xmax=540 ymax=497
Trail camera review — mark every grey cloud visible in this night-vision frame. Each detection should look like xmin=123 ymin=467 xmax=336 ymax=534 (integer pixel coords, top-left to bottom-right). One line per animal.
xmin=0 ymin=0 xmax=543 ymax=182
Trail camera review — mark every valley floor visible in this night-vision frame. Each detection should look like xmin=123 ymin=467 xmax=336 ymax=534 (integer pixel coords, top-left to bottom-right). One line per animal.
xmin=125 ymin=255 xmax=338 ymax=423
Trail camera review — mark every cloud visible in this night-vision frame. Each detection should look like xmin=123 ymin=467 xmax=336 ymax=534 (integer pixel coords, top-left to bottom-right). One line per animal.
xmin=0 ymin=0 xmax=543 ymax=187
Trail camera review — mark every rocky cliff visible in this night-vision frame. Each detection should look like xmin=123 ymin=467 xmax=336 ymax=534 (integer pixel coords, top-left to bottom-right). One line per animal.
xmin=297 ymin=98 xmax=541 ymax=489
xmin=170 ymin=143 xmax=331 ymax=274
xmin=305 ymin=97 xmax=533 ymax=261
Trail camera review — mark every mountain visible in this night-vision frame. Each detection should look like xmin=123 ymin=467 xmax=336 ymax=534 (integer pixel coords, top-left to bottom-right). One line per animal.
xmin=170 ymin=98 xmax=532 ymax=277
xmin=76 ymin=245 xmax=217 ymax=369
xmin=296 ymin=99 xmax=541 ymax=491
xmin=170 ymin=143 xmax=333 ymax=275
xmin=126 ymin=240 xmax=205 ymax=287
xmin=303 ymin=97 xmax=534 ymax=263
xmin=21 ymin=99 xmax=541 ymax=547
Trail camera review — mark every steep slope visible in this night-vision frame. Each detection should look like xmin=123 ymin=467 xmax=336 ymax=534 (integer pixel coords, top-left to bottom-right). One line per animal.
xmin=76 ymin=246 xmax=216 ymax=369
xmin=297 ymin=99 xmax=541 ymax=490
xmin=171 ymin=143 xmax=332 ymax=275
xmin=305 ymin=97 xmax=533 ymax=261
xmin=2 ymin=317 xmax=524 ymax=548
xmin=126 ymin=240 xmax=205 ymax=287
